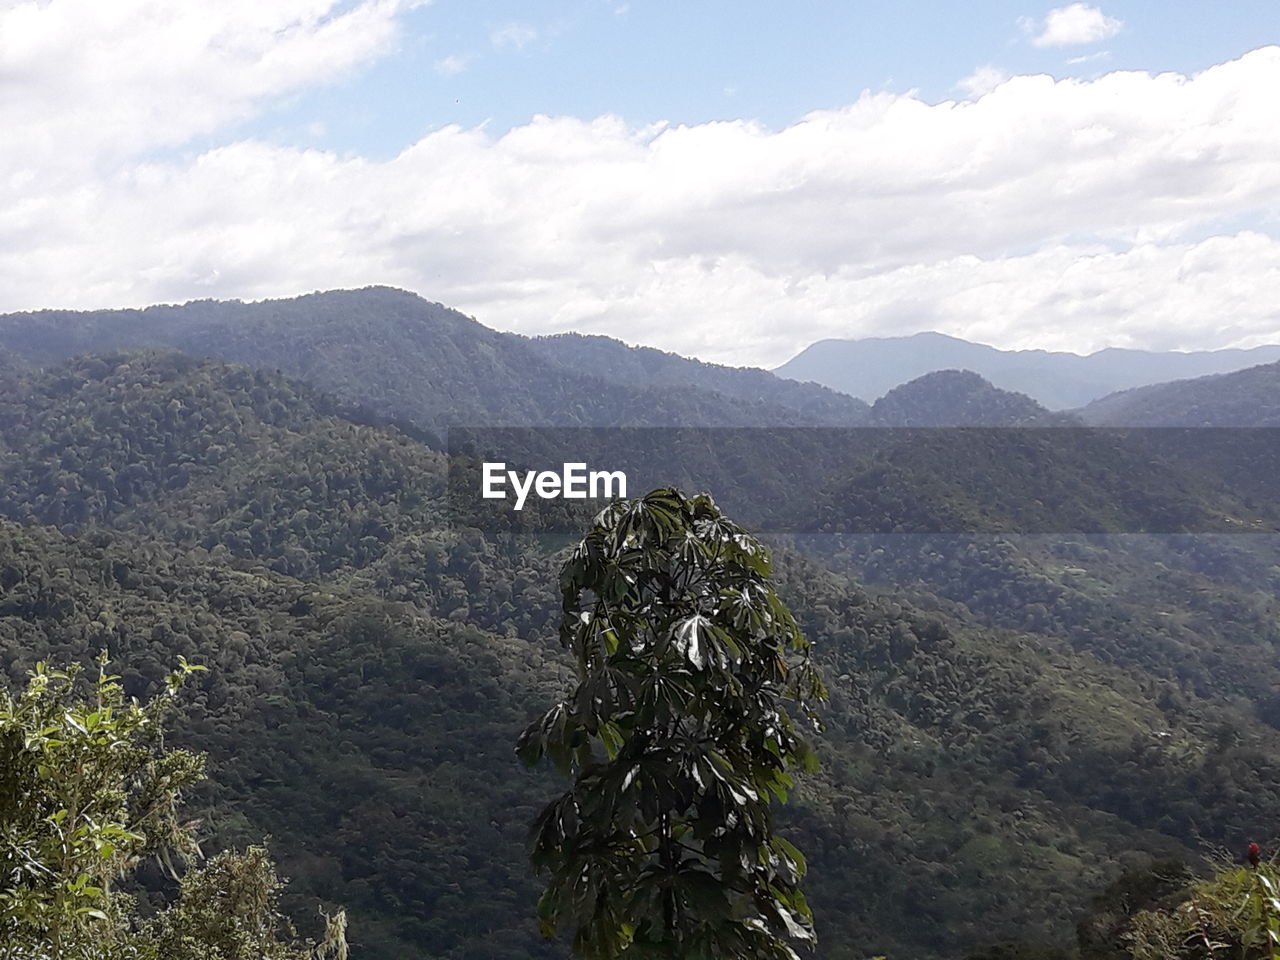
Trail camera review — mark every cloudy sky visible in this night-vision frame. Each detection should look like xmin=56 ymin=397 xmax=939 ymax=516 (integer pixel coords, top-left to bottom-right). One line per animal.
xmin=3 ymin=1 xmax=1278 ymax=367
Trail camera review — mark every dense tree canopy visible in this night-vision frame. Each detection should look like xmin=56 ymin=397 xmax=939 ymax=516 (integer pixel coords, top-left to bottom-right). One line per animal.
xmin=3 ymin=348 xmax=1280 ymax=958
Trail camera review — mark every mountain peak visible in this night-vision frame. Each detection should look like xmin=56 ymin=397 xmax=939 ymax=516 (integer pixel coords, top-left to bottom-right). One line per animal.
xmin=0 ymin=289 xmax=872 ymax=432
xmin=871 ymin=369 xmax=1055 ymax=426
xmin=776 ymin=332 xmax=1280 ymax=409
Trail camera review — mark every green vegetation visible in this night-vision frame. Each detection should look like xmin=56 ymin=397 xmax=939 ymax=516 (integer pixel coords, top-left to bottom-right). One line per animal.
xmin=525 ymin=332 xmax=870 ymax=425
xmin=1126 ymin=857 xmax=1280 ymax=959
xmin=519 ymin=490 xmax=825 ymax=959
xmin=0 ymin=655 xmax=338 ymax=960
xmin=1 ymin=307 xmax=1280 ymax=959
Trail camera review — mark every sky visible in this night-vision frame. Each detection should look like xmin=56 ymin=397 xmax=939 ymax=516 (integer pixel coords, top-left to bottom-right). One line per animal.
xmin=2 ymin=1 xmax=1279 ymax=367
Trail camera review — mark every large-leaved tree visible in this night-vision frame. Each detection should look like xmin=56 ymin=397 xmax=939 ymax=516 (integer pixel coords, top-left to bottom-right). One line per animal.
xmin=518 ymin=488 xmax=827 ymax=960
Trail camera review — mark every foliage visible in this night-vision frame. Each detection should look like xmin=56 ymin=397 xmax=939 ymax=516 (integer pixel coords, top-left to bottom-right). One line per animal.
xmin=964 ymin=944 xmax=1073 ymax=960
xmin=5 ymin=350 xmax=1280 ymax=957
xmin=518 ymin=489 xmax=827 ymax=959
xmin=0 ymin=656 xmax=341 ymax=960
xmin=1126 ymin=855 xmax=1280 ymax=959
xmin=525 ymin=332 xmax=870 ymax=425
xmin=143 ymin=846 xmax=343 ymax=960
xmin=0 ymin=654 xmax=206 ymax=957
xmin=1075 ymin=857 xmax=1196 ymax=959
xmin=1082 ymin=360 xmax=1280 ymax=427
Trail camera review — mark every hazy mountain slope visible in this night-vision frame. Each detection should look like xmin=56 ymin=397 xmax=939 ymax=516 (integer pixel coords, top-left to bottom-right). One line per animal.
xmin=527 ymin=331 xmax=871 ymax=423
xmin=0 ymin=351 xmax=456 ymax=570
xmin=6 ymin=353 xmax=1280 ymax=958
xmin=776 ymin=332 xmax=1280 ymax=409
xmin=1080 ymin=360 xmax=1280 ymax=426
xmin=6 ymin=351 xmax=1264 ymax=553
xmin=0 ymin=287 xmax=861 ymax=430
xmin=870 ymin=369 xmax=1070 ymax=426
xmin=1076 ymin=362 xmax=1280 ymax=513
xmin=0 ymin=346 xmax=25 ymax=375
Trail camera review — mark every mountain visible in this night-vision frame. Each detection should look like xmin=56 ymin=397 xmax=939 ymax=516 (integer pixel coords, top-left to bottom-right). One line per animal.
xmin=525 ymin=331 xmax=871 ymax=423
xmin=775 ymin=332 xmax=1280 ymax=409
xmin=449 ymin=366 xmax=1273 ymax=538
xmin=1076 ymin=362 xmax=1280 ymax=515
xmin=0 ymin=287 xmax=869 ymax=429
xmin=7 ymin=350 xmax=1280 ymax=959
xmin=870 ymin=369 xmax=1067 ymax=426
xmin=789 ymin=375 xmax=1276 ymax=536
xmin=0 ymin=346 xmax=26 ymax=377
xmin=1080 ymin=360 xmax=1280 ymax=426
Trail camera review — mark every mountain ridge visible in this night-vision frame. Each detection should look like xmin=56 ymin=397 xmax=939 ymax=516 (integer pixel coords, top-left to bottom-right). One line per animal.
xmin=776 ymin=331 xmax=1280 ymax=409
xmin=13 ymin=287 xmax=1279 ymax=422
xmin=0 ymin=286 xmax=871 ymax=430
xmin=1081 ymin=360 xmax=1280 ymax=426
xmin=526 ymin=330 xmax=872 ymax=423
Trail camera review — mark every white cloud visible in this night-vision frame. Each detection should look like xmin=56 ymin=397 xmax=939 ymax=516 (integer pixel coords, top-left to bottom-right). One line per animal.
xmin=434 ymin=53 xmax=469 ymax=76
xmin=1 ymin=6 xmax=1278 ymax=367
xmin=0 ymin=0 xmax=422 ymax=182
xmin=490 ymin=21 xmax=538 ymax=50
xmin=957 ymin=65 xmax=1010 ymax=99
xmin=1066 ymin=50 xmax=1112 ymax=65
xmin=1029 ymin=4 xmax=1123 ymax=48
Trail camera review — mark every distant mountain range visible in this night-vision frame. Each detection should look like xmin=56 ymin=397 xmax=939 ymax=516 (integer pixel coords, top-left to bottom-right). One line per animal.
xmin=0 ymin=288 xmax=871 ymax=430
xmin=775 ymin=331 xmax=1280 ymax=410
xmin=7 ymin=288 xmax=1280 ymax=432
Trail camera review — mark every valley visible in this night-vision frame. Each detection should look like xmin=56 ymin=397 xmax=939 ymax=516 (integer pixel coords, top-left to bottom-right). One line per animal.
xmin=3 ymin=290 xmax=1280 ymax=958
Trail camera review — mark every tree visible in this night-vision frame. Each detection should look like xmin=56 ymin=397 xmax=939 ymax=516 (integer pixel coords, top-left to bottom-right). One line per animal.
xmin=517 ymin=488 xmax=827 ymax=960
xmin=143 ymin=846 xmax=349 ymax=960
xmin=0 ymin=654 xmax=344 ymax=960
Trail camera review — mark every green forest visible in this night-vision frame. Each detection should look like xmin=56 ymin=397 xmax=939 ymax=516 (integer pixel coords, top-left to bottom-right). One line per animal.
xmin=2 ymin=290 xmax=1280 ymax=959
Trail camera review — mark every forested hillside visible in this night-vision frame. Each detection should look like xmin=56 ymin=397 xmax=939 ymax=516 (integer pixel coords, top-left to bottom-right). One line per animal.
xmin=526 ymin=331 xmax=872 ymax=423
xmin=0 ymin=288 xmax=867 ymax=430
xmin=3 ymin=349 xmax=1280 ymax=958
xmin=869 ymin=370 xmax=1067 ymax=427
xmin=1081 ymin=360 xmax=1280 ymax=426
